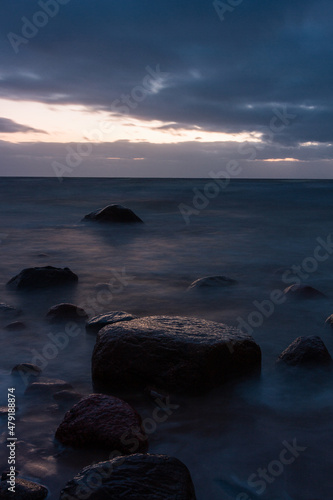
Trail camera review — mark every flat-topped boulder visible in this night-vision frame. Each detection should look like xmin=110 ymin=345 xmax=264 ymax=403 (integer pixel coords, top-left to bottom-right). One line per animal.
xmin=86 ymin=311 xmax=137 ymax=334
xmin=7 ymin=266 xmax=78 ymax=290
xmin=46 ymin=303 xmax=88 ymax=323
xmin=55 ymin=394 xmax=148 ymax=453
xmin=283 ymin=284 xmax=325 ymax=299
xmin=276 ymin=336 xmax=332 ymax=368
xmin=60 ymin=454 xmax=196 ymax=500
xmin=92 ymin=316 xmax=261 ymax=395
xmin=187 ymin=276 xmax=237 ymax=290
xmin=83 ymin=204 xmax=143 ymax=224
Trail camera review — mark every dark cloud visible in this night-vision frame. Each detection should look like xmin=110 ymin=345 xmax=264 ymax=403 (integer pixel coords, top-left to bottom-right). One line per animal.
xmin=0 ymin=0 xmax=332 ymax=175
xmin=0 ymin=117 xmax=46 ymax=134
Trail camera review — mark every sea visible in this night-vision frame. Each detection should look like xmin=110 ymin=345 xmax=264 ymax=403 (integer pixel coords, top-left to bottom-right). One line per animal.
xmin=1 ymin=177 xmax=333 ymax=499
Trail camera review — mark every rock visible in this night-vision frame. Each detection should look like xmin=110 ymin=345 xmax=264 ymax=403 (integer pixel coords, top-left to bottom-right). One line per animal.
xmin=12 ymin=363 xmax=42 ymax=383
xmin=53 ymin=390 xmax=84 ymax=403
xmin=92 ymin=315 xmax=261 ymax=395
xmin=4 ymin=321 xmax=26 ymax=331
xmin=187 ymin=276 xmax=237 ymax=290
xmin=0 ymin=478 xmax=48 ymax=499
xmin=325 ymin=314 xmax=333 ymax=326
xmin=55 ymin=393 xmax=148 ymax=453
xmin=25 ymin=378 xmax=73 ymax=396
xmin=83 ymin=204 xmax=143 ymax=224
xmin=283 ymin=284 xmax=325 ymax=299
xmin=276 ymin=336 xmax=333 ymax=368
xmin=46 ymin=303 xmax=88 ymax=323
xmin=7 ymin=266 xmax=78 ymax=290
xmin=0 ymin=407 xmax=9 ymax=416
xmin=1 ymin=470 xmax=19 ymax=481
xmin=60 ymin=453 xmax=196 ymax=500
xmin=0 ymin=303 xmax=21 ymax=317
xmin=86 ymin=311 xmax=137 ymax=334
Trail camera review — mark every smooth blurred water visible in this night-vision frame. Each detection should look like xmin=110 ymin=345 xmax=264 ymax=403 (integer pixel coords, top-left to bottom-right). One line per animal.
xmin=1 ymin=178 xmax=333 ymax=499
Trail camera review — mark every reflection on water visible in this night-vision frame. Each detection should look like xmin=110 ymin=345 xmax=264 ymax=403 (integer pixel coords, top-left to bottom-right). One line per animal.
xmin=0 ymin=178 xmax=333 ymax=498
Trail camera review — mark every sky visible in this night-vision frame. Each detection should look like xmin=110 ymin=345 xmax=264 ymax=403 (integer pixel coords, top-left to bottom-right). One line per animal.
xmin=0 ymin=0 xmax=332 ymax=178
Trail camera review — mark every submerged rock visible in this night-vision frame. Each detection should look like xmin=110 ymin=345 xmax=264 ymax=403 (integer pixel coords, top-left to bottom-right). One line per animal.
xmin=0 ymin=303 xmax=21 ymax=317
xmin=60 ymin=453 xmax=196 ymax=500
xmin=86 ymin=311 xmax=137 ymax=334
xmin=276 ymin=336 xmax=332 ymax=368
xmin=92 ymin=315 xmax=261 ymax=395
xmin=7 ymin=266 xmax=78 ymax=290
xmin=325 ymin=314 xmax=333 ymax=327
xmin=55 ymin=393 xmax=148 ymax=453
xmin=187 ymin=276 xmax=237 ymax=290
xmin=283 ymin=284 xmax=325 ymax=299
xmin=4 ymin=321 xmax=26 ymax=331
xmin=83 ymin=204 xmax=143 ymax=224
xmin=12 ymin=363 xmax=42 ymax=384
xmin=0 ymin=478 xmax=48 ymax=500
xmin=46 ymin=303 xmax=88 ymax=323
xmin=25 ymin=378 xmax=73 ymax=396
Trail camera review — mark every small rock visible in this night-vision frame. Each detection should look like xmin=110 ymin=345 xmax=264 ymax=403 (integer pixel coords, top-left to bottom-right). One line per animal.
xmin=83 ymin=204 xmax=143 ymax=224
xmin=325 ymin=314 xmax=333 ymax=327
xmin=4 ymin=321 xmax=26 ymax=331
xmin=55 ymin=393 xmax=148 ymax=453
xmin=86 ymin=311 xmax=137 ymax=334
xmin=53 ymin=390 xmax=83 ymax=403
xmin=187 ymin=276 xmax=237 ymax=290
xmin=283 ymin=284 xmax=325 ymax=299
xmin=0 ymin=303 xmax=21 ymax=317
xmin=60 ymin=454 xmax=196 ymax=500
xmin=25 ymin=378 xmax=73 ymax=396
xmin=7 ymin=266 xmax=78 ymax=290
xmin=12 ymin=363 xmax=42 ymax=384
xmin=0 ymin=478 xmax=48 ymax=500
xmin=276 ymin=336 xmax=333 ymax=368
xmin=46 ymin=303 xmax=88 ymax=323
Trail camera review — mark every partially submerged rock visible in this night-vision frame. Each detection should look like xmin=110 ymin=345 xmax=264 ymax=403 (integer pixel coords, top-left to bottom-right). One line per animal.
xmin=0 ymin=478 xmax=48 ymax=500
xmin=187 ymin=276 xmax=237 ymax=290
xmin=7 ymin=266 xmax=78 ymax=290
xmin=83 ymin=204 xmax=143 ymax=224
xmin=25 ymin=378 xmax=73 ymax=396
xmin=283 ymin=284 xmax=325 ymax=299
xmin=55 ymin=393 xmax=148 ymax=453
xmin=86 ymin=311 xmax=137 ymax=334
xmin=4 ymin=321 xmax=26 ymax=331
xmin=60 ymin=454 xmax=196 ymax=500
xmin=46 ymin=303 xmax=88 ymax=323
xmin=12 ymin=363 xmax=42 ymax=384
xmin=0 ymin=303 xmax=21 ymax=317
xmin=276 ymin=336 xmax=332 ymax=368
xmin=92 ymin=315 xmax=261 ymax=395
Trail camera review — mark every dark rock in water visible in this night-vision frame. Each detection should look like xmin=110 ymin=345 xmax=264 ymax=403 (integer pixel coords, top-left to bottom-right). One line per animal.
xmin=53 ymin=390 xmax=84 ymax=403
xmin=283 ymin=284 xmax=325 ymax=299
xmin=92 ymin=316 xmax=261 ymax=395
xmin=83 ymin=204 xmax=143 ymax=224
xmin=25 ymin=378 xmax=73 ymax=396
xmin=0 ymin=303 xmax=21 ymax=317
xmin=187 ymin=275 xmax=237 ymax=290
xmin=12 ymin=363 xmax=42 ymax=383
xmin=0 ymin=478 xmax=48 ymax=499
xmin=4 ymin=321 xmax=26 ymax=331
xmin=46 ymin=303 xmax=88 ymax=323
xmin=7 ymin=266 xmax=78 ymax=290
xmin=325 ymin=314 xmax=333 ymax=327
xmin=55 ymin=393 xmax=148 ymax=453
xmin=86 ymin=311 xmax=137 ymax=334
xmin=276 ymin=336 xmax=333 ymax=368
xmin=60 ymin=453 xmax=196 ymax=500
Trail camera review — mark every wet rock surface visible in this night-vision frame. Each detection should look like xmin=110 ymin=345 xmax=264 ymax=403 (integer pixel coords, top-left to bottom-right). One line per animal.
xmin=6 ymin=266 xmax=78 ymax=290
xmin=92 ymin=315 xmax=261 ymax=395
xmin=60 ymin=453 xmax=196 ymax=500
xmin=55 ymin=393 xmax=148 ymax=453
xmin=25 ymin=378 xmax=73 ymax=396
xmin=86 ymin=311 xmax=137 ymax=334
xmin=276 ymin=335 xmax=333 ymax=368
xmin=83 ymin=204 xmax=143 ymax=224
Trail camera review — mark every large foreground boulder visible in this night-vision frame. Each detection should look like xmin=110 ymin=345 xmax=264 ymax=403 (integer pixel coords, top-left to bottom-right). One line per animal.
xmin=83 ymin=204 xmax=143 ymax=224
xmin=92 ymin=316 xmax=261 ymax=395
xmin=60 ymin=454 xmax=196 ymax=500
xmin=86 ymin=311 xmax=137 ymax=334
xmin=276 ymin=336 xmax=333 ymax=368
xmin=0 ymin=478 xmax=48 ymax=500
xmin=55 ymin=394 xmax=148 ymax=453
xmin=7 ymin=266 xmax=78 ymax=290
